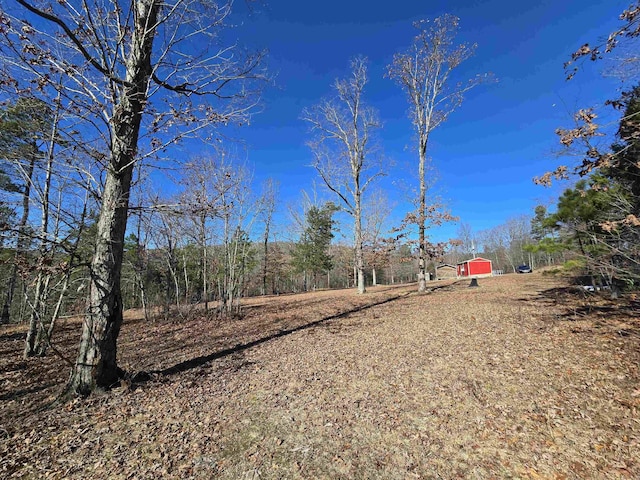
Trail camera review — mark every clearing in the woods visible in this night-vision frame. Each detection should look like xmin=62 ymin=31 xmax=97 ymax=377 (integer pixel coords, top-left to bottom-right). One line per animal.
xmin=1 ymin=273 xmax=639 ymax=479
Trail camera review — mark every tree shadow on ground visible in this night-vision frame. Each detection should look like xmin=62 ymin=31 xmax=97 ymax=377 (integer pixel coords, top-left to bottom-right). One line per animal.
xmin=427 ymin=280 xmax=465 ymax=292
xmin=240 ymin=297 xmax=339 ymax=316
xmin=133 ymin=292 xmax=411 ymax=384
xmin=0 ymin=332 xmax=25 ymax=342
xmin=0 ymin=383 xmax=57 ymax=402
xmin=526 ymin=286 xmax=640 ymax=339
xmin=526 ymin=286 xmax=592 ymax=310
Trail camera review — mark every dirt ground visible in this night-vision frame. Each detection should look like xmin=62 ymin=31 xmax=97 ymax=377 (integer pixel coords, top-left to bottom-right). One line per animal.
xmin=1 ymin=273 xmax=639 ymax=479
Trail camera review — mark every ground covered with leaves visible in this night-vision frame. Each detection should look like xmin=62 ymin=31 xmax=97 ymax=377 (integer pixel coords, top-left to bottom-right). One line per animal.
xmin=1 ymin=273 xmax=639 ymax=479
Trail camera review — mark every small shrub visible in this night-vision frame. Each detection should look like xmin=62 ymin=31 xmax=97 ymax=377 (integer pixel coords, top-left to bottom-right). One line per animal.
xmin=562 ymin=259 xmax=585 ymax=272
xmin=542 ymin=268 xmax=562 ymax=276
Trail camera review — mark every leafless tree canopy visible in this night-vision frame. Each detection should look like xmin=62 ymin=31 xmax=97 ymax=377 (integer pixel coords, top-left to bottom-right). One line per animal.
xmin=1 ymin=0 xmax=267 ymax=160
xmin=387 ymin=14 xmax=491 ymax=292
xmin=302 ymin=57 xmax=385 ymax=294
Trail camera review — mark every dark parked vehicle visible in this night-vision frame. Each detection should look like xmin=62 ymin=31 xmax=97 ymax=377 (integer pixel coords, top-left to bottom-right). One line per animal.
xmin=516 ymin=264 xmax=532 ymax=273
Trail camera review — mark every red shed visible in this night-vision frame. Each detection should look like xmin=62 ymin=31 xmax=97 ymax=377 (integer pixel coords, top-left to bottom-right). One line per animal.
xmin=457 ymin=257 xmax=493 ymax=278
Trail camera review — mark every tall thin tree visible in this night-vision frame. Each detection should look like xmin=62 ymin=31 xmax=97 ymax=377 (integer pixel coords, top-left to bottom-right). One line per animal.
xmin=302 ymin=57 xmax=383 ymax=294
xmin=387 ymin=15 xmax=491 ymax=292
xmin=259 ymin=179 xmax=278 ymax=295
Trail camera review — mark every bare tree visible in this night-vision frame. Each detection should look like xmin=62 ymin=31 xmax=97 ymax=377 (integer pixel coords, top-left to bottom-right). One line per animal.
xmin=302 ymin=57 xmax=383 ymax=294
xmin=478 ymin=226 xmax=509 ymax=272
xmin=2 ymin=0 xmax=267 ymax=395
xmin=180 ymin=157 xmax=225 ymax=314
xmin=259 ymin=179 xmax=278 ymax=295
xmin=456 ymin=222 xmax=476 ymax=258
xmin=0 ymin=84 xmax=100 ymax=351
xmin=479 ymin=216 xmax=532 ymax=273
xmin=210 ymin=156 xmax=256 ymax=316
xmin=122 ymin=165 xmax=153 ymax=322
xmin=149 ymin=202 xmax=184 ymax=316
xmin=23 ymin=91 xmax=63 ymax=356
xmin=363 ymin=189 xmax=392 ymax=286
xmin=387 ymin=15 xmax=492 ymax=292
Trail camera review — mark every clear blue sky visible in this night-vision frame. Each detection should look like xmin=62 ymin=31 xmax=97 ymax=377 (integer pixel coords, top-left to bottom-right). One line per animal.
xmin=224 ymin=0 xmax=629 ymax=242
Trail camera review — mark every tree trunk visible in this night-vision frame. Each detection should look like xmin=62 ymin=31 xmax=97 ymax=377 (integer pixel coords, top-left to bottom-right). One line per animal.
xmin=133 ymin=211 xmax=149 ymax=323
xmin=32 ymin=274 xmax=52 ymax=356
xmin=417 ymin=145 xmax=427 ymax=293
xmin=24 ymin=273 xmax=45 ymax=357
xmin=372 ymin=266 xmax=377 ymax=286
xmin=357 ymin=266 xmax=365 ymax=293
xmin=202 ymin=221 xmax=208 ymax=313
xmin=138 ymin=272 xmax=149 ymax=322
xmin=65 ymin=0 xmax=159 ymax=396
xmin=182 ymin=252 xmax=190 ymax=303
xmin=353 ymin=264 xmax=357 ymax=288
xmin=169 ymin=252 xmax=180 ymax=309
xmin=163 ymin=245 xmax=176 ymax=319
xmin=262 ymin=226 xmax=269 ymax=295
xmin=355 ymin=192 xmax=366 ymax=294
xmin=46 ymin=274 xmax=70 ymax=345
xmin=67 ymin=166 xmax=132 ymax=394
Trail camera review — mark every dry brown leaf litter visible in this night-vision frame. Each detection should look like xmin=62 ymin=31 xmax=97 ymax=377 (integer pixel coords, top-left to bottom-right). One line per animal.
xmin=1 ymin=274 xmax=639 ymax=479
